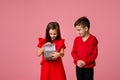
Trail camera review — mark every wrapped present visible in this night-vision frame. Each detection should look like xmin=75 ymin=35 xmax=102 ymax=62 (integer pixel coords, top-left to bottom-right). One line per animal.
xmin=43 ymin=44 xmax=56 ymax=60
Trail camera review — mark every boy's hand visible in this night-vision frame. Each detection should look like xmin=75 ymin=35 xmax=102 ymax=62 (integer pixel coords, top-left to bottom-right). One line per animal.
xmin=77 ymin=60 xmax=86 ymax=68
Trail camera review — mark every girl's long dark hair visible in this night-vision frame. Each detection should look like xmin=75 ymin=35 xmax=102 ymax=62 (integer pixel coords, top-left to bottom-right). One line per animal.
xmin=45 ymin=22 xmax=61 ymax=42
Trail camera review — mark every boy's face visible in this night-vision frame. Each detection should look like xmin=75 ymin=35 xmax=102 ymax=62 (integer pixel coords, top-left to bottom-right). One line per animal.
xmin=75 ymin=25 xmax=88 ymax=37
xmin=49 ymin=29 xmax=58 ymax=40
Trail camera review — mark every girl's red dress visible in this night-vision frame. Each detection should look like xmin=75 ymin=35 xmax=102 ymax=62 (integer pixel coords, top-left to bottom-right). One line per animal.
xmin=37 ymin=38 xmax=67 ymax=80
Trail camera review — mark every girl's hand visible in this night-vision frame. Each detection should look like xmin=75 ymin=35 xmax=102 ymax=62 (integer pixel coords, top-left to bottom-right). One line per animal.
xmin=43 ymin=42 xmax=52 ymax=46
xmin=51 ymin=52 xmax=60 ymax=60
xmin=37 ymin=42 xmax=52 ymax=57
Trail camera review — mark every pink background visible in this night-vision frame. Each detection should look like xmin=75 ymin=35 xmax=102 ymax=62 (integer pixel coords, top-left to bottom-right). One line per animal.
xmin=0 ymin=0 xmax=120 ymax=80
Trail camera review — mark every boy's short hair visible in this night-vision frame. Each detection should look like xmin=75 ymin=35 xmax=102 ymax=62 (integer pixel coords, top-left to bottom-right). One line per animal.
xmin=74 ymin=16 xmax=90 ymax=30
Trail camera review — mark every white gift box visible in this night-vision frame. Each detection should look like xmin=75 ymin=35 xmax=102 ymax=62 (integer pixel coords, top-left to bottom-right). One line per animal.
xmin=43 ymin=44 xmax=56 ymax=60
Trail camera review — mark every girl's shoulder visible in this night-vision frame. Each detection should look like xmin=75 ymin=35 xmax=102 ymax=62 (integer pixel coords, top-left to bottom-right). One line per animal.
xmin=37 ymin=37 xmax=46 ymax=47
xmin=54 ymin=39 xmax=66 ymax=49
xmin=56 ymin=39 xmax=65 ymax=42
xmin=38 ymin=37 xmax=46 ymax=42
xmin=53 ymin=39 xmax=65 ymax=45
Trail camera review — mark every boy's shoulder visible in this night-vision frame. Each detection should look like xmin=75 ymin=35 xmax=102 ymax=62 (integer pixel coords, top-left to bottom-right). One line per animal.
xmin=90 ymin=34 xmax=97 ymax=39
xmin=75 ymin=36 xmax=81 ymax=39
xmin=90 ymin=34 xmax=98 ymax=43
xmin=74 ymin=35 xmax=98 ymax=42
xmin=73 ymin=36 xmax=82 ymax=42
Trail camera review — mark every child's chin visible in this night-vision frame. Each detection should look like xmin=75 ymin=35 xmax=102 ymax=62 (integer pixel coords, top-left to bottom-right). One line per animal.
xmin=51 ymin=38 xmax=56 ymax=40
xmin=80 ymin=35 xmax=84 ymax=37
xmin=79 ymin=34 xmax=83 ymax=37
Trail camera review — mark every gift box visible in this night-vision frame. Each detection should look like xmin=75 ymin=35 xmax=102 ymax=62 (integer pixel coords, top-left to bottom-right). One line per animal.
xmin=43 ymin=44 xmax=56 ymax=60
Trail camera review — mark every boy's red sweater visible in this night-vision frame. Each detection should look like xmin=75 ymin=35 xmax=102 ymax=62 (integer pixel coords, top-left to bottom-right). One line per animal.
xmin=71 ymin=35 xmax=98 ymax=68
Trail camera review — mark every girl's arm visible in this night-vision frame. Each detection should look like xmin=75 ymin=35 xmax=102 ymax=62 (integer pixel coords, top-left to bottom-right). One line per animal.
xmin=59 ymin=48 xmax=65 ymax=57
xmin=37 ymin=42 xmax=52 ymax=57
xmin=51 ymin=48 xmax=65 ymax=59
xmin=36 ymin=47 xmax=44 ymax=57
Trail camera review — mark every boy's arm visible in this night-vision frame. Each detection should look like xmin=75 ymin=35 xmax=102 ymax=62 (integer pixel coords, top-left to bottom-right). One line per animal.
xmin=71 ymin=39 xmax=79 ymax=61
xmin=83 ymin=39 xmax=98 ymax=65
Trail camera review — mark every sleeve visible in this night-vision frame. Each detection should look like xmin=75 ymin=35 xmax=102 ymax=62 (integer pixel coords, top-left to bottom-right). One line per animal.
xmin=71 ymin=38 xmax=80 ymax=61
xmin=83 ymin=38 xmax=98 ymax=65
xmin=61 ymin=39 xmax=66 ymax=49
xmin=37 ymin=38 xmax=45 ymax=48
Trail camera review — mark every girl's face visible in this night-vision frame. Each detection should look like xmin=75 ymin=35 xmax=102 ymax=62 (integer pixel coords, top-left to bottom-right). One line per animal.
xmin=49 ymin=29 xmax=58 ymax=40
xmin=75 ymin=25 xmax=88 ymax=37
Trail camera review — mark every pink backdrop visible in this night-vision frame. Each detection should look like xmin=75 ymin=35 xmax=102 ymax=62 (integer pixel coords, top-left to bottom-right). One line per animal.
xmin=0 ymin=0 xmax=120 ymax=80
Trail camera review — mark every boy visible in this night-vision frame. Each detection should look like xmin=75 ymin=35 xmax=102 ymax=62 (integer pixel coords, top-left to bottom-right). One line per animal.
xmin=71 ymin=16 xmax=98 ymax=80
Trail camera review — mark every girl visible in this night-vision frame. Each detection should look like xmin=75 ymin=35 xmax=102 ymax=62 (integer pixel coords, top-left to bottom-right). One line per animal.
xmin=37 ymin=22 xmax=67 ymax=80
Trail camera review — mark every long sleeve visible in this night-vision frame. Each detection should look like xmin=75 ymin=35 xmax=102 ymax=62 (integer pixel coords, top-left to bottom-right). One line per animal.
xmin=83 ymin=38 xmax=98 ymax=65
xmin=71 ymin=39 xmax=79 ymax=61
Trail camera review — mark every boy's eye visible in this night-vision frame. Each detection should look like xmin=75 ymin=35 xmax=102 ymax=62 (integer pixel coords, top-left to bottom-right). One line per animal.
xmin=77 ymin=29 xmax=81 ymax=31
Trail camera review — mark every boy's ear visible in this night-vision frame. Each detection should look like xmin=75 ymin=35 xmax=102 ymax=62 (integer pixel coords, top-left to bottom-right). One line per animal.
xmin=85 ymin=26 xmax=88 ymax=31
